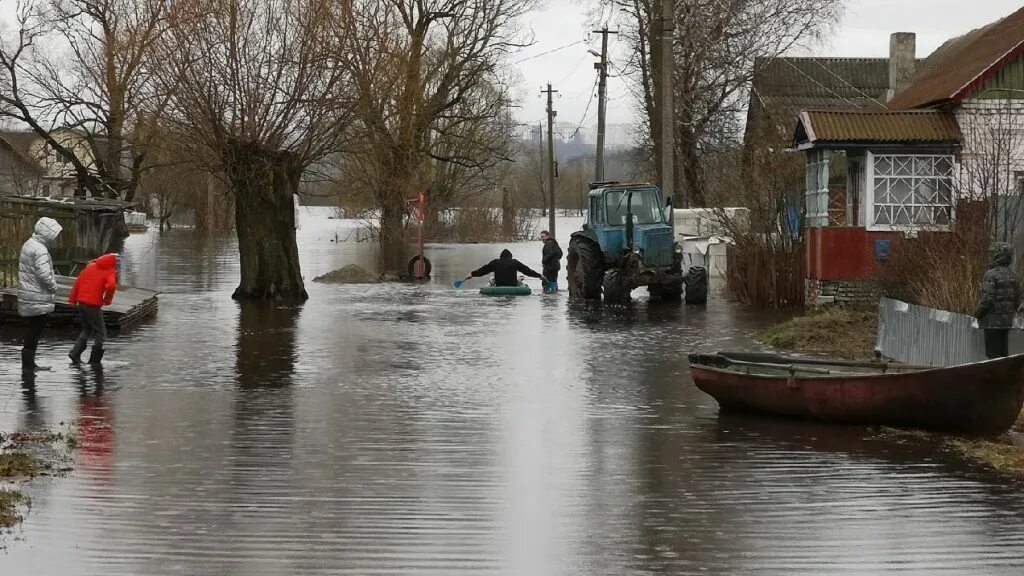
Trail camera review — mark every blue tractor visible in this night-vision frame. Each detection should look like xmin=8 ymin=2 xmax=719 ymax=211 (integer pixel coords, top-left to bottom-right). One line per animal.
xmin=566 ymin=182 xmax=708 ymax=305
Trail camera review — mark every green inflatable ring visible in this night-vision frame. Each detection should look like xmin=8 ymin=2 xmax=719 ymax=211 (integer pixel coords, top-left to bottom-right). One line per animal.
xmin=479 ymin=285 xmax=532 ymax=296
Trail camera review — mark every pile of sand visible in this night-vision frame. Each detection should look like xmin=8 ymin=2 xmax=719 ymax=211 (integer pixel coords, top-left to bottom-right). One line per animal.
xmin=313 ymin=264 xmax=381 ymax=284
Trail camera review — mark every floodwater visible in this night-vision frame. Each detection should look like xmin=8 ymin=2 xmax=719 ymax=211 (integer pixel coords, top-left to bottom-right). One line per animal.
xmin=2 ymin=208 xmax=1024 ymax=575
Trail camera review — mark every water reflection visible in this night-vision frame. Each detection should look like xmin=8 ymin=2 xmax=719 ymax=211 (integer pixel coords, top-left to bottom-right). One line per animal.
xmin=2 ymin=211 xmax=1024 ymax=575
xmin=73 ymin=366 xmax=114 ymax=489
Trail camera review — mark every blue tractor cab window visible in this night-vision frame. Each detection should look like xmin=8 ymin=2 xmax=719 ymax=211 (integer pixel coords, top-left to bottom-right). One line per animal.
xmin=605 ymin=188 xmax=662 ymax=226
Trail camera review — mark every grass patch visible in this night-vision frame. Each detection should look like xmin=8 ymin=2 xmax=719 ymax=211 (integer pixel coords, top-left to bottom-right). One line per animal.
xmin=951 ymin=438 xmax=1024 ymax=478
xmin=0 ymin=489 xmax=30 ymax=528
xmin=875 ymin=415 xmax=1024 ymax=479
xmin=0 ymin=453 xmax=38 ymax=478
xmin=762 ymin=308 xmax=878 ymax=359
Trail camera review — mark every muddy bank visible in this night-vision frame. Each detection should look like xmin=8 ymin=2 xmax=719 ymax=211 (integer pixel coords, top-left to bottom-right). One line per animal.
xmin=312 ymin=264 xmax=382 ymax=284
xmin=0 ymin=430 xmax=75 ymax=531
xmin=762 ymin=308 xmax=878 ymax=359
xmin=874 ymin=411 xmax=1024 ymax=479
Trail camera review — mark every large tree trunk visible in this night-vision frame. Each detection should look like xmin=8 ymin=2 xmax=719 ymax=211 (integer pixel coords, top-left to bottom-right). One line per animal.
xmin=677 ymin=125 xmax=705 ymax=207
xmin=379 ymin=198 xmax=406 ymax=275
xmin=225 ymin=141 xmax=308 ymax=301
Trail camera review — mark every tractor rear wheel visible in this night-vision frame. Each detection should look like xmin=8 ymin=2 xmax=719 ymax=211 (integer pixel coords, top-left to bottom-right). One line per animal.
xmin=567 ymin=237 xmax=603 ymax=300
xmin=684 ymin=266 xmax=709 ymax=305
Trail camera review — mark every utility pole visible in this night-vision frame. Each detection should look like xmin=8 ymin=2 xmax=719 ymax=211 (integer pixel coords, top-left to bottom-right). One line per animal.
xmin=593 ymin=26 xmax=618 ymax=183
xmin=537 ymin=121 xmax=545 ymax=217
xmin=655 ymin=0 xmax=675 ymax=206
xmin=542 ymin=83 xmax=558 ymax=236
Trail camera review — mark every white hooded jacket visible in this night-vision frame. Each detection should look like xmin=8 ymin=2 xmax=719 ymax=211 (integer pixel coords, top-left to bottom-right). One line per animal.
xmin=17 ymin=217 xmax=63 ymax=317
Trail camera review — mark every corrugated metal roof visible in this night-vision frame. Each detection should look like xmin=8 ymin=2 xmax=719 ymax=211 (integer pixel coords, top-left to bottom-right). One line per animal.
xmin=795 ymin=109 xmax=962 ymax=146
xmin=746 ymin=58 xmax=892 ymax=146
xmin=888 ymin=6 xmax=1024 ymax=109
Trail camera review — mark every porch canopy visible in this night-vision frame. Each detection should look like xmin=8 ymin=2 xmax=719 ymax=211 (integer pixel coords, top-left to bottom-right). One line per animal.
xmin=793 ymin=109 xmax=962 ymax=230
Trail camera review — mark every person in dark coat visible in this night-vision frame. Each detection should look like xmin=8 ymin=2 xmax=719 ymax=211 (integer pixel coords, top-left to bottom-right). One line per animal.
xmin=464 ymin=249 xmax=545 ymax=287
xmin=539 ymin=230 xmax=562 ymax=293
xmin=975 ymin=242 xmax=1020 ymax=359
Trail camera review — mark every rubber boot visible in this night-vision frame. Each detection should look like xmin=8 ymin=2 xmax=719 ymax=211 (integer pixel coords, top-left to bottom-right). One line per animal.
xmin=69 ymin=340 xmax=87 ymax=365
xmin=22 ymin=348 xmax=50 ymax=373
xmin=87 ymin=346 xmax=104 ymax=365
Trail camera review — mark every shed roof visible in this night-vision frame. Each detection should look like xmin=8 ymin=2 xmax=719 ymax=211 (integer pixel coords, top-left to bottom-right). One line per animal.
xmin=794 ymin=109 xmax=962 ymax=148
xmin=753 ymin=57 xmax=891 ymax=107
xmin=746 ymin=57 xmax=892 ymax=146
xmin=888 ymin=6 xmax=1024 ymax=109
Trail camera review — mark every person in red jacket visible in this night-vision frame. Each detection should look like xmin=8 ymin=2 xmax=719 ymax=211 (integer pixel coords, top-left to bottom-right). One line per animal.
xmin=68 ymin=253 xmax=118 ymax=365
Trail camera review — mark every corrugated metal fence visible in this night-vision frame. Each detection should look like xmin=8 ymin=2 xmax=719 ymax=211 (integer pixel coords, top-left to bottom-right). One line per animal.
xmin=876 ymin=297 xmax=1024 ymax=367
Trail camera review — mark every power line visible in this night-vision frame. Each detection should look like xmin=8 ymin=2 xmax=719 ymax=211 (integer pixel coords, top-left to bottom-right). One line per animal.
xmin=779 ymin=59 xmax=864 ymax=109
xmin=509 ymin=40 xmax=586 ymax=66
xmin=568 ymin=77 xmax=600 ymax=140
xmin=808 ymin=59 xmax=888 ymax=109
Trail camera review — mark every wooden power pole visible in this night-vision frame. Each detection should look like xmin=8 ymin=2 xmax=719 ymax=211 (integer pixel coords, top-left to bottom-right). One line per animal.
xmin=655 ymin=0 xmax=675 ymax=205
xmin=542 ymin=83 xmax=558 ymax=236
xmin=593 ymin=26 xmax=618 ymax=183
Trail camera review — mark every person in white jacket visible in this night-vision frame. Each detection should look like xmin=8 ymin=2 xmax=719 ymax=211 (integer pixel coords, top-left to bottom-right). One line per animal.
xmin=18 ymin=217 xmax=63 ymax=373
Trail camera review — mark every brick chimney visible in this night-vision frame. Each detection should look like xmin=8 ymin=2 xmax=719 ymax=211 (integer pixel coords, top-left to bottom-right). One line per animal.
xmin=887 ymin=32 xmax=917 ymax=102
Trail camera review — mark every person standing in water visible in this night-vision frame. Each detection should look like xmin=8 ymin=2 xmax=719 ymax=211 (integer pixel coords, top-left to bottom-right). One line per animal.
xmin=539 ymin=230 xmax=562 ymax=293
xmin=17 ymin=217 xmax=63 ymax=373
xmin=68 ymin=253 xmax=118 ymax=365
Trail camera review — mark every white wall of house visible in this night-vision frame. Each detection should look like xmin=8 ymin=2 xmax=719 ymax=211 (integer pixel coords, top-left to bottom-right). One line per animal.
xmin=25 ymin=129 xmax=96 ymax=198
xmin=956 ymin=98 xmax=1024 ymax=240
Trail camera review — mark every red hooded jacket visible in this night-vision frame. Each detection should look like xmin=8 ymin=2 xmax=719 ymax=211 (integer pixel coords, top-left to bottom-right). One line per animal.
xmin=70 ymin=254 xmax=117 ymax=307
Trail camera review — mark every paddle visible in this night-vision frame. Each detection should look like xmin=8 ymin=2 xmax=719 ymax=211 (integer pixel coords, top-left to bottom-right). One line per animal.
xmin=454 ymin=276 xmax=472 ymax=289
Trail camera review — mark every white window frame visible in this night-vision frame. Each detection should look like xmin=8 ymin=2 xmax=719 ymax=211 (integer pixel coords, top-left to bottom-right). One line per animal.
xmin=866 ymin=152 xmax=957 ymax=232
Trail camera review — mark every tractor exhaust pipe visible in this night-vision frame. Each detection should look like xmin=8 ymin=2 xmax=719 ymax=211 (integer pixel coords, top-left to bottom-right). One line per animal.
xmin=625 ymin=191 xmax=634 ymax=251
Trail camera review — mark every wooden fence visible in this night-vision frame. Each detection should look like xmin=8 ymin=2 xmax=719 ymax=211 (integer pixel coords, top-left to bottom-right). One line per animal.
xmin=0 ymin=195 xmax=128 ymax=287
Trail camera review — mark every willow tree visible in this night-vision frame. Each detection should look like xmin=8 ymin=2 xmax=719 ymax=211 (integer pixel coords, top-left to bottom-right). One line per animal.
xmin=158 ymin=0 xmax=352 ymax=300
xmin=337 ymin=0 xmax=532 ymax=272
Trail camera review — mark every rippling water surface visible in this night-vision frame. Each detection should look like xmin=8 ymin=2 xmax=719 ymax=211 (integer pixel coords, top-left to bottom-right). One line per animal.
xmin=2 ymin=208 xmax=1023 ymax=575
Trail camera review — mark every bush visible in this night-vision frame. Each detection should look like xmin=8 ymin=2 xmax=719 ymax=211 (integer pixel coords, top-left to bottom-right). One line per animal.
xmin=878 ymin=206 xmax=990 ymax=315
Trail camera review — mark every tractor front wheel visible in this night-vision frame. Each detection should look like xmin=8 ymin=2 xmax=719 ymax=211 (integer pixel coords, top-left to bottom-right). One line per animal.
xmin=603 ymin=269 xmax=631 ymax=304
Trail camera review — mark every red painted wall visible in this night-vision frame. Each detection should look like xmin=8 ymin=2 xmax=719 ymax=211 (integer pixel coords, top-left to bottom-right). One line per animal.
xmin=806 ymin=227 xmax=901 ymax=281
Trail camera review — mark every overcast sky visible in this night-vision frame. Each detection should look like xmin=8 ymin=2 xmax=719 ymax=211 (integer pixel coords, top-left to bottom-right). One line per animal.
xmin=513 ymin=0 xmax=1024 ymax=129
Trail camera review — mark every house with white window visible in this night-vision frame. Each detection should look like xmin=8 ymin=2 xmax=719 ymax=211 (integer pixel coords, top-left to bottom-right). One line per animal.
xmin=793 ymin=6 xmax=1024 ymax=306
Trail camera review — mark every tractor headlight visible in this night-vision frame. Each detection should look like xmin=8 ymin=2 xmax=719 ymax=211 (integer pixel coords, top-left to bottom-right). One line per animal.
xmin=674 ymin=244 xmax=683 ymax=254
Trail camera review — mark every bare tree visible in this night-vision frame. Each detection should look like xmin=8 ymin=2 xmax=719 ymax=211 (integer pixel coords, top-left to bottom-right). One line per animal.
xmin=337 ymin=0 xmax=534 ymax=272
xmin=612 ymin=0 xmax=841 ymax=206
xmin=0 ymin=0 xmax=170 ymax=200
xmin=157 ymin=0 xmax=353 ymax=300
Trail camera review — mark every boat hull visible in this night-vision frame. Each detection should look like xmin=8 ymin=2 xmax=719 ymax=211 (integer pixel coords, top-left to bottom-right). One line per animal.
xmin=689 ymin=354 xmax=1024 ymax=435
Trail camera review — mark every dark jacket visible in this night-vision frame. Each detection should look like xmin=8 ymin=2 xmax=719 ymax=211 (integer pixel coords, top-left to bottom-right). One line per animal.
xmin=975 ymin=242 xmax=1020 ymax=330
xmin=541 ymin=238 xmax=563 ymax=275
xmin=471 ymin=249 xmax=543 ymax=287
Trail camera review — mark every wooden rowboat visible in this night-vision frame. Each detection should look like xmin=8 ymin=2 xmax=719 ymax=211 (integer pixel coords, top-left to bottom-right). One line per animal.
xmin=688 ymin=352 xmax=1024 ymax=436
